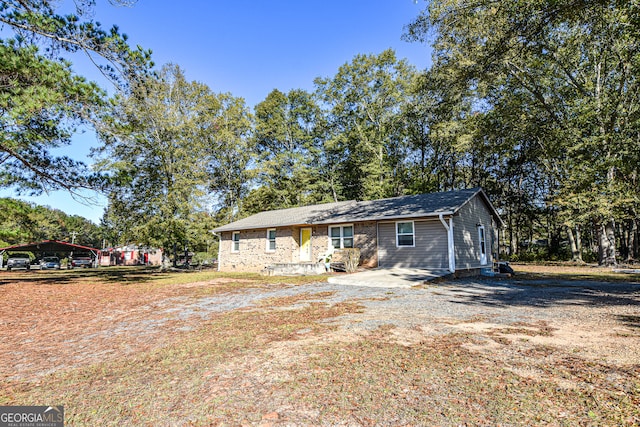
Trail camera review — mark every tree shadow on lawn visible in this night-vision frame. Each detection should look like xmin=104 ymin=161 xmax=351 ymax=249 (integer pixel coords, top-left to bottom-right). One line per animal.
xmin=617 ymin=315 xmax=640 ymax=329
xmin=445 ymin=277 xmax=640 ymax=309
xmin=0 ymin=266 xmax=165 ymax=286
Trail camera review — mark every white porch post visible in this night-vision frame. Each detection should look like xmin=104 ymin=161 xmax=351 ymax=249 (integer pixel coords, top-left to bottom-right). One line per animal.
xmin=439 ymin=214 xmax=455 ymax=273
xmin=210 ymin=231 xmax=221 ymax=272
xmin=216 ymin=233 xmax=221 ymax=271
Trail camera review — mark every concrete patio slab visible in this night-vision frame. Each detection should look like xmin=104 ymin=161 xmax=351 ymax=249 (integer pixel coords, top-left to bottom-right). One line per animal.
xmin=327 ymin=268 xmax=452 ymax=288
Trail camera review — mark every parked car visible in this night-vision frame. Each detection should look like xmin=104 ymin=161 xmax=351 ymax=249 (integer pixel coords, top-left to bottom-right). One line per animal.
xmin=40 ymin=256 xmax=61 ymax=270
xmin=71 ymin=256 xmax=93 ymax=268
xmin=7 ymin=256 xmax=31 ymax=271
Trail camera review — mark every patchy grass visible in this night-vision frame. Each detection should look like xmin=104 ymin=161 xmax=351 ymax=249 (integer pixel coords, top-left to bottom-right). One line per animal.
xmin=257 ymin=291 xmax=337 ymax=307
xmin=498 ymin=320 xmax=557 ymax=337
xmin=286 ymin=330 xmax=640 ymax=426
xmin=1 ymin=301 xmax=362 ymax=426
xmin=0 ymin=266 xmax=328 ymax=287
xmin=1 ymin=268 xmax=639 ymax=425
xmin=6 ymin=310 xmax=636 ymax=426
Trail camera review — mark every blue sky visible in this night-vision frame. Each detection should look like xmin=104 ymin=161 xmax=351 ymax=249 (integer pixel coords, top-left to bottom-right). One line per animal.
xmin=1 ymin=0 xmax=431 ymax=223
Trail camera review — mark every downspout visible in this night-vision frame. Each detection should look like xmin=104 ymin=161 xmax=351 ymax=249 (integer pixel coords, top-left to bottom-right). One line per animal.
xmin=439 ymin=214 xmax=455 ymax=273
xmin=376 ymin=222 xmax=380 ymax=267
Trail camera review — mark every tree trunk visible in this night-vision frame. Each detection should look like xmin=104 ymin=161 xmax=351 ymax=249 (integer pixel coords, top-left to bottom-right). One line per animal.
xmin=173 ymin=242 xmax=178 ymax=268
xmin=621 ymin=222 xmax=630 ymax=262
xmin=575 ymin=225 xmax=583 ymax=261
xmin=549 ymin=223 xmax=562 ymax=259
xmin=566 ymin=224 xmax=583 ymax=263
xmin=625 ymin=219 xmax=638 ymax=263
xmin=631 ymin=219 xmax=639 ymax=262
xmin=598 ymin=220 xmax=617 ymax=266
xmin=508 ymin=209 xmax=517 ymax=256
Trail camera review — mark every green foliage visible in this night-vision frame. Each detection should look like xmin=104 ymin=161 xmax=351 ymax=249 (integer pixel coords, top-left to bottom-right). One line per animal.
xmin=249 ymin=88 xmax=326 ymax=212
xmin=207 ymin=93 xmax=254 ymax=222
xmin=0 ymin=197 xmax=101 ymax=247
xmin=405 ymin=0 xmax=640 ymax=264
xmin=97 ymin=64 xmax=251 ymax=252
xmin=0 ymin=0 xmax=152 ymax=195
xmin=0 ymin=0 xmax=152 ymax=87
xmin=0 ymin=40 xmax=104 ymax=193
xmin=314 ymin=49 xmax=416 ymax=201
xmin=60 ymin=0 xmax=640 ymax=268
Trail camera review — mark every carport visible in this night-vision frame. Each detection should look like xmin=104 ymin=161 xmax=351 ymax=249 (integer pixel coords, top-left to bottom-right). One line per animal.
xmin=0 ymin=240 xmax=100 ymax=268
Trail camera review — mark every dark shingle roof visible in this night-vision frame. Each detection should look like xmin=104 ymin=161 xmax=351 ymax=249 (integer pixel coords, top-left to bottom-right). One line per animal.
xmin=212 ymin=188 xmax=501 ymax=232
xmin=212 ymin=200 xmax=355 ymax=232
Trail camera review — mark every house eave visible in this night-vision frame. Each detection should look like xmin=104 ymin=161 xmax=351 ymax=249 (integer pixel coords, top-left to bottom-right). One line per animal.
xmin=314 ymin=211 xmax=457 ymax=225
xmin=211 ymin=188 xmax=504 ymax=234
xmin=212 ymin=212 xmax=457 ymax=233
xmin=211 ymin=222 xmax=313 ymax=233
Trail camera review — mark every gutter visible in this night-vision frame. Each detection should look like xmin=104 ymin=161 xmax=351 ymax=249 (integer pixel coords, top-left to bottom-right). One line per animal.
xmin=314 ymin=211 xmax=457 ymax=226
xmin=439 ymin=214 xmax=456 ymax=273
xmin=212 ymin=211 xmax=459 ymax=233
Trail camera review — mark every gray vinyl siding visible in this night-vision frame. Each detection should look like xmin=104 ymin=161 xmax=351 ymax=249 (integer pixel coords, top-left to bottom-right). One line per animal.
xmin=378 ymin=220 xmax=448 ymax=268
xmin=453 ymin=196 xmax=496 ymax=269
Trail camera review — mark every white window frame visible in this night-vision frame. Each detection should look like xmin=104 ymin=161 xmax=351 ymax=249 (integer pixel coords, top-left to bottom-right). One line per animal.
xmin=266 ymin=228 xmax=276 ymax=252
xmin=232 ymin=232 xmax=240 ymax=253
xmin=328 ymin=224 xmax=354 ymax=249
xmin=396 ymin=221 xmax=415 ymax=248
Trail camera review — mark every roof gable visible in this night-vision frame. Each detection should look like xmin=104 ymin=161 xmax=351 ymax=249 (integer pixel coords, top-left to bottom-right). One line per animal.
xmin=212 ymin=188 xmax=502 ymax=233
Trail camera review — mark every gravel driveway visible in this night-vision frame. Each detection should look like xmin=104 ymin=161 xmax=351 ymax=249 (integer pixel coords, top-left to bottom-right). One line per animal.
xmin=217 ymin=276 xmax=638 ymax=328
xmin=221 ymin=276 xmax=640 ymax=365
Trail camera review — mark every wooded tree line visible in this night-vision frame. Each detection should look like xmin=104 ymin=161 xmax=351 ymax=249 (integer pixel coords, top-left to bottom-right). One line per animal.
xmin=0 ymin=198 xmax=101 ymax=248
xmin=1 ymin=1 xmax=638 ymax=264
xmin=404 ymin=0 xmax=640 ymax=264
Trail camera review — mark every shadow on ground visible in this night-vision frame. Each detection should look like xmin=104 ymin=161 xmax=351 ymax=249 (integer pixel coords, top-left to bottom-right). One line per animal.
xmin=445 ymin=278 xmax=640 ymax=309
xmin=0 ymin=266 xmax=169 ymax=286
xmin=617 ymin=314 xmax=640 ymax=329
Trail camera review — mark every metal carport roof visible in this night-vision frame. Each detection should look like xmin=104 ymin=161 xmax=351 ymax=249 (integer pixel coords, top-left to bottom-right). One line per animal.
xmin=0 ymin=240 xmax=100 ymax=254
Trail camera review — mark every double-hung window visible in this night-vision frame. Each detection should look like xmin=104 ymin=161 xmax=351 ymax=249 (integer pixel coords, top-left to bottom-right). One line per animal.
xmin=232 ymin=232 xmax=240 ymax=252
xmin=266 ymin=228 xmax=276 ymax=252
xmin=396 ymin=221 xmax=415 ymax=247
xmin=329 ymin=225 xmax=354 ymax=249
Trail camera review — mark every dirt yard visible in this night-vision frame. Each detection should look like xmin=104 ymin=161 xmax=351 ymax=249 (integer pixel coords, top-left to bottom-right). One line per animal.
xmin=0 ymin=266 xmax=638 ymax=426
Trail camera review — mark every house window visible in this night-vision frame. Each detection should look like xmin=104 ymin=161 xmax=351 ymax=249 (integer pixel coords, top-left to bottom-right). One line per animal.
xmin=266 ymin=229 xmax=276 ymax=252
xmin=232 ymin=232 xmax=240 ymax=252
xmin=329 ymin=225 xmax=354 ymax=249
xmin=396 ymin=221 xmax=415 ymax=247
